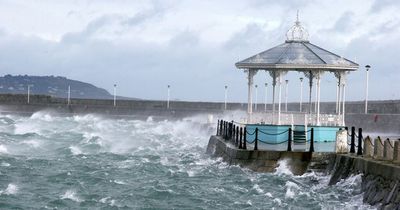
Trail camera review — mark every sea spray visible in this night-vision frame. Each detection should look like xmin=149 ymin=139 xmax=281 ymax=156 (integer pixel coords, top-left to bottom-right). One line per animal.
xmin=0 ymin=111 xmax=376 ymax=209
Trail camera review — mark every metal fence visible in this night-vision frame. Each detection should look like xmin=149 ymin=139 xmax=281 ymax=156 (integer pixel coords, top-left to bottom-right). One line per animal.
xmin=216 ymin=119 xmax=315 ymax=152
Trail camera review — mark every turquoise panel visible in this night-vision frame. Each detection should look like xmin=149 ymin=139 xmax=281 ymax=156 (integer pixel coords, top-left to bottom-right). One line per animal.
xmin=245 ymin=124 xmax=290 ymax=144
xmin=245 ymin=124 xmax=343 ymax=143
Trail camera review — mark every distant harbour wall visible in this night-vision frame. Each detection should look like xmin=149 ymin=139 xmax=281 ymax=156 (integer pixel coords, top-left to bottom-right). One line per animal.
xmin=1 ymin=93 xmax=400 ymax=114
xmin=0 ymin=94 xmax=399 ymax=133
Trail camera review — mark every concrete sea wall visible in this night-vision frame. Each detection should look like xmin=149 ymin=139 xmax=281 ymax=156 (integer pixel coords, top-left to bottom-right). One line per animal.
xmin=206 ymin=135 xmax=334 ymax=175
xmin=328 ymin=154 xmax=400 ymax=209
xmin=207 ymin=134 xmax=400 ymax=209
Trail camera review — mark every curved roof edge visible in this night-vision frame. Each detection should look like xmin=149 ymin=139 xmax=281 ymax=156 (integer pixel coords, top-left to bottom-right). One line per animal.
xmin=235 ymin=40 xmax=359 ymax=71
xmin=235 ymin=63 xmax=359 ymax=71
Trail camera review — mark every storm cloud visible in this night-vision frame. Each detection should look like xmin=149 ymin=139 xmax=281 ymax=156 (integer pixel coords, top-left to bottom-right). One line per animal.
xmin=0 ymin=0 xmax=398 ymax=102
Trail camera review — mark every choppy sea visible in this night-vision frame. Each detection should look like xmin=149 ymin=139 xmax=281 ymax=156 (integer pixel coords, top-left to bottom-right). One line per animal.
xmin=0 ymin=111 xmax=375 ymax=209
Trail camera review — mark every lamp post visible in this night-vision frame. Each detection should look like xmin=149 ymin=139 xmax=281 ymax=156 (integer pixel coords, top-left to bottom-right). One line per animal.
xmin=113 ymin=84 xmax=117 ymax=107
xmin=224 ymin=85 xmax=228 ymax=110
xmin=27 ymin=85 xmax=32 ymax=104
xmin=285 ymin=80 xmax=289 ymax=112
xmin=264 ymin=83 xmax=268 ymax=112
xmin=299 ymin=77 xmax=303 ymax=112
xmin=365 ymin=65 xmax=370 ymax=114
xmin=67 ymin=85 xmax=71 ymax=105
xmin=254 ymin=84 xmax=258 ymax=112
xmin=167 ymin=85 xmax=170 ymax=109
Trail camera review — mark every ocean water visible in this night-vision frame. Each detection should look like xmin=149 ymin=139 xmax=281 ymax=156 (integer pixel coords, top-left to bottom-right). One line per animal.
xmin=0 ymin=111 xmax=376 ymax=209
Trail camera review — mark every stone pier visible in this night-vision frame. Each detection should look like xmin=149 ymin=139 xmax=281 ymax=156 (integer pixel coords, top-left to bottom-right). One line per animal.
xmin=206 ymin=135 xmax=334 ymax=175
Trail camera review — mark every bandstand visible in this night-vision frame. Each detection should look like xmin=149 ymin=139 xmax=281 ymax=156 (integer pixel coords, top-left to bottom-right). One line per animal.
xmin=234 ymin=15 xmax=359 ymax=148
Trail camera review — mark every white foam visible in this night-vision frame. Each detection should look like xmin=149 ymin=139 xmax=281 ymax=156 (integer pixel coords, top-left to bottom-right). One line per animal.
xmin=187 ymin=170 xmax=196 ymax=177
xmin=252 ymin=184 xmax=264 ymax=194
xmin=61 ymin=189 xmax=82 ymax=202
xmin=274 ymin=159 xmax=293 ymax=176
xmin=99 ymin=197 xmax=110 ymax=203
xmin=21 ymin=139 xmax=41 ymax=148
xmin=146 ymin=116 xmax=153 ymax=122
xmin=285 ymin=181 xmax=300 ymax=199
xmin=113 ymin=180 xmax=126 ymax=185
xmin=246 ymin=200 xmax=252 ymax=206
xmin=0 ymin=144 xmax=8 ymax=154
xmin=30 ymin=111 xmax=54 ymax=121
xmin=273 ymin=198 xmax=282 ymax=205
xmin=0 ymin=183 xmax=18 ymax=195
xmin=1 ymin=162 xmax=10 ymax=167
xmin=69 ymin=146 xmax=83 ymax=155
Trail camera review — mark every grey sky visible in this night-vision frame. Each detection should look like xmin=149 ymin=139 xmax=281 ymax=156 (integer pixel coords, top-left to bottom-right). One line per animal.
xmin=0 ymin=0 xmax=398 ymax=102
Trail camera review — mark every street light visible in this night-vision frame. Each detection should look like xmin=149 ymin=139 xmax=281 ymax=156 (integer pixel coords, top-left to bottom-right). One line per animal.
xmin=167 ymin=85 xmax=170 ymax=109
xmin=67 ymin=85 xmax=71 ymax=105
xmin=264 ymin=83 xmax=268 ymax=112
xmin=113 ymin=84 xmax=117 ymax=107
xmin=27 ymin=85 xmax=32 ymax=104
xmin=299 ymin=77 xmax=303 ymax=112
xmin=365 ymin=65 xmax=371 ymax=114
xmin=254 ymin=84 xmax=258 ymax=112
xmin=224 ymin=85 xmax=228 ymax=110
xmin=285 ymin=79 xmax=289 ymax=112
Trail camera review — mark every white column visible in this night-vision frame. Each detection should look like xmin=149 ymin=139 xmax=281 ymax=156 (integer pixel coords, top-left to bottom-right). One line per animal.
xmin=224 ymin=85 xmax=228 ymax=110
xmin=308 ymin=71 xmax=313 ymax=115
xmin=247 ymin=70 xmax=255 ymax=122
xmin=337 ymin=79 xmax=342 ymax=115
xmin=272 ymin=73 xmax=276 ymax=123
xmin=314 ymin=83 xmax=318 ymax=113
xmin=299 ymin=77 xmax=303 ymax=112
xmin=342 ymin=83 xmax=346 ymax=126
xmin=68 ymin=85 xmax=71 ymax=105
xmin=316 ymin=72 xmax=321 ymax=126
xmin=335 ymin=81 xmax=339 ymax=114
xmin=285 ymin=79 xmax=289 ymax=112
xmin=278 ymin=75 xmax=282 ymax=125
xmin=167 ymin=85 xmax=170 ymax=109
xmin=365 ymin=65 xmax=370 ymax=114
xmin=254 ymin=84 xmax=258 ymax=112
xmin=113 ymin=84 xmax=117 ymax=107
xmin=264 ymin=83 xmax=268 ymax=112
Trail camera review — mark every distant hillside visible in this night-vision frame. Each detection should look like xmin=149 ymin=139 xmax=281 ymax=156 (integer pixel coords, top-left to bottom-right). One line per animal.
xmin=0 ymin=75 xmax=116 ymax=99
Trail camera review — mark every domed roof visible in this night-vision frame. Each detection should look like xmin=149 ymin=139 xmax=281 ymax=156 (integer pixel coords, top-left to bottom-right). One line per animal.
xmin=235 ymin=14 xmax=358 ymax=72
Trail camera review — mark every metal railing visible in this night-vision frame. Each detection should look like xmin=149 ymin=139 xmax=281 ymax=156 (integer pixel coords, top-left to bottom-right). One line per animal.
xmin=216 ymin=119 xmax=315 ymax=152
xmin=345 ymin=126 xmax=364 ymax=156
xmin=246 ymin=112 xmax=343 ymax=126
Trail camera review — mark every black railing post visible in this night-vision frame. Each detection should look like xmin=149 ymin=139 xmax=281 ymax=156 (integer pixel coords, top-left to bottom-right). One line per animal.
xmin=235 ymin=126 xmax=239 ymax=147
xmin=229 ymin=123 xmax=233 ymax=140
xmin=350 ymin=126 xmax=355 ymax=153
xmin=228 ymin=122 xmax=230 ymax=139
xmin=231 ymin=121 xmax=234 ymax=141
xmin=233 ymin=125 xmax=236 ymax=142
xmin=243 ymin=127 xmax=247 ymax=150
xmin=216 ymin=120 xmax=220 ymax=135
xmin=224 ymin=121 xmax=227 ymax=140
xmin=220 ymin=121 xmax=223 ymax=136
xmin=222 ymin=121 xmax=225 ymax=139
xmin=357 ymin=128 xmax=363 ymax=155
xmin=309 ymin=128 xmax=314 ymax=152
xmin=254 ymin=127 xmax=258 ymax=151
xmin=231 ymin=123 xmax=234 ymax=141
xmin=239 ymin=127 xmax=243 ymax=149
xmin=287 ymin=128 xmax=292 ymax=152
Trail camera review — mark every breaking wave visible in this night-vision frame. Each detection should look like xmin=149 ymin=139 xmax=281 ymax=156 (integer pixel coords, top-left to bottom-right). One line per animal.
xmin=0 ymin=111 xmax=375 ymax=209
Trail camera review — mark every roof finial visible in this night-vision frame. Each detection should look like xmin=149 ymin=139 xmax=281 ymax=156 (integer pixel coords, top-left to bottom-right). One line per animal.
xmin=285 ymin=10 xmax=309 ymax=42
